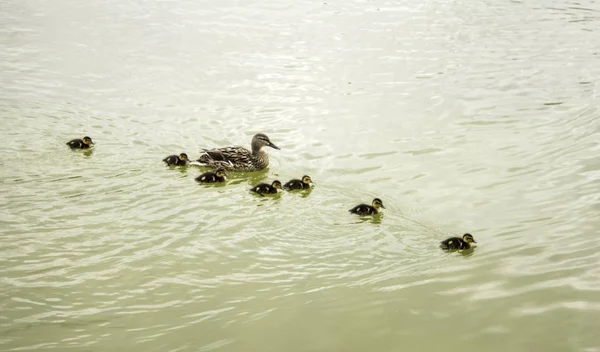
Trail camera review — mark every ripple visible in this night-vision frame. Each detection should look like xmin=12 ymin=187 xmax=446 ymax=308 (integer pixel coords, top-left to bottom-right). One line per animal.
xmin=1 ymin=0 xmax=600 ymax=350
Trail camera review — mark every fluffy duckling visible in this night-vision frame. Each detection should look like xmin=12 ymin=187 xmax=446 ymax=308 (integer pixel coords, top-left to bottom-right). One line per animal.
xmin=349 ymin=198 xmax=385 ymax=216
xmin=66 ymin=136 xmax=93 ymax=149
xmin=163 ymin=153 xmax=189 ymax=166
xmin=440 ymin=233 xmax=477 ymax=251
xmin=195 ymin=133 xmax=280 ymax=172
xmin=283 ymin=175 xmax=313 ymax=190
xmin=250 ymin=180 xmax=283 ymax=196
xmin=195 ymin=168 xmax=228 ymax=183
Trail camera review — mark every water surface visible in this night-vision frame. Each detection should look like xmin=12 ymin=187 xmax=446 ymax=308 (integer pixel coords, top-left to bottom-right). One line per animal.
xmin=1 ymin=0 xmax=600 ymax=350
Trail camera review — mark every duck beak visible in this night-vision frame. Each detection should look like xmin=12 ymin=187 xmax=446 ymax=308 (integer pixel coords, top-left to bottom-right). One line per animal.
xmin=381 ymin=205 xmax=386 ymax=209
xmin=471 ymin=240 xmax=477 ymax=243
xmin=269 ymin=142 xmax=280 ymax=150
xmin=224 ymin=172 xmax=229 ymax=177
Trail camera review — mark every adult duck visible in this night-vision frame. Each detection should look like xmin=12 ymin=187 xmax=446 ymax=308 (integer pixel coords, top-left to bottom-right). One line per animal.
xmin=194 ymin=133 xmax=280 ymax=172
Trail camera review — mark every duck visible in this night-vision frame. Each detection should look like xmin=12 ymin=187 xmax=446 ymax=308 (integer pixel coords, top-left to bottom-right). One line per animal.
xmin=163 ymin=153 xmax=189 ymax=166
xmin=195 ymin=168 xmax=228 ymax=183
xmin=283 ymin=175 xmax=313 ymax=190
xmin=194 ymin=133 xmax=280 ymax=172
xmin=66 ymin=136 xmax=93 ymax=149
xmin=348 ymin=198 xmax=385 ymax=216
xmin=250 ymin=180 xmax=283 ymax=196
xmin=440 ymin=233 xmax=477 ymax=251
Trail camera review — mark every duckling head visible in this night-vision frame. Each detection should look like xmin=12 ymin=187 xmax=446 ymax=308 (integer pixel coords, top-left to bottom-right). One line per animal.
xmin=372 ymin=198 xmax=385 ymax=209
xmin=252 ymin=133 xmax=280 ymax=151
xmin=462 ymin=233 xmax=476 ymax=243
xmin=83 ymin=136 xmax=93 ymax=145
xmin=272 ymin=180 xmax=283 ymax=189
xmin=215 ymin=168 xmax=228 ymax=178
xmin=302 ymin=175 xmax=312 ymax=185
xmin=179 ymin=153 xmax=189 ymax=161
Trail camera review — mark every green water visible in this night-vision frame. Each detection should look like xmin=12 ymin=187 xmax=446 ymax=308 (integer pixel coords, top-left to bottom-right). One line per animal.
xmin=1 ymin=0 xmax=600 ymax=351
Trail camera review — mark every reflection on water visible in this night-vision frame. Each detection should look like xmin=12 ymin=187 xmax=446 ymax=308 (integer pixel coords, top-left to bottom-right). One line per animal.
xmin=1 ymin=0 xmax=600 ymax=351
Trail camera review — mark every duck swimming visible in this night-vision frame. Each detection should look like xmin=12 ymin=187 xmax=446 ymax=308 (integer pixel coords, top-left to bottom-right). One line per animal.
xmin=163 ymin=153 xmax=189 ymax=166
xmin=66 ymin=136 xmax=93 ymax=149
xmin=195 ymin=168 xmax=228 ymax=183
xmin=194 ymin=133 xmax=280 ymax=172
xmin=283 ymin=175 xmax=313 ymax=190
xmin=440 ymin=233 xmax=477 ymax=251
xmin=349 ymin=198 xmax=385 ymax=216
xmin=250 ymin=180 xmax=283 ymax=196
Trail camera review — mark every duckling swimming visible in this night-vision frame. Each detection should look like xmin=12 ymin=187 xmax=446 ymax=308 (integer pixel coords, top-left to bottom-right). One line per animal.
xmin=194 ymin=133 xmax=280 ymax=172
xmin=250 ymin=180 xmax=283 ymax=196
xmin=195 ymin=168 xmax=228 ymax=183
xmin=66 ymin=136 xmax=93 ymax=149
xmin=163 ymin=153 xmax=189 ymax=166
xmin=349 ymin=198 xmax=385 ymax=216
xmin=283 ymin=175 xmax=313 ymax=190
xmin=440 ymin=233 xmax=477 ymax=251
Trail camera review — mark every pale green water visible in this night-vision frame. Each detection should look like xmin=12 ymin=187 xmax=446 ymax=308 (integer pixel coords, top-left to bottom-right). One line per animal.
xmin=1 ymin=0 xmax=600 ymax=350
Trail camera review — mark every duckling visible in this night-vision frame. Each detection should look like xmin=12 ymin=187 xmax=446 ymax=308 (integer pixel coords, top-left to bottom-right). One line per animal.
xmin=195 ymin=168 xmax=228 ymax=183
xmin=349 ymin=198 xmax=385 ymax=216
xmin=163 ymin=153 xmax=189 ymax=166
xmin=66 ymin=136 xmax=93 ymax=149
xmin=283 ymin=175 xmax=313 ymax=190
xmin=250 ymin=180 xmax=283 ymax=196
xmin=194 ymin=133 xmax=280 ymax=172
xmin=440 ymin=233 xmax=477 ymax=251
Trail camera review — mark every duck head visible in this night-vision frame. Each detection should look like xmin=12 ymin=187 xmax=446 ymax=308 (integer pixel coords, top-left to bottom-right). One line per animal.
xmin=372 ymin=198 xmax=385 ymax=209
xmin=272 ymin=180 xmax=283 ymax=189
xmin=83 ymin=136 xmax=94 ymax=145
xmin=302 ymin=175 xmax=312 ymax=185
xmin=179 ymin=153 xmax=189 ymax=162
xmin=252 ymin=133 xmax=280 ymax=152
xmin=462 ymin=233 xmax=476 ymax=243
xmin=215 ymin=168 xmax=228 ymax=178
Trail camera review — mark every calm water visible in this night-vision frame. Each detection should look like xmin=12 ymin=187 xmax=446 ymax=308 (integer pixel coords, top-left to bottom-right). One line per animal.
xmin=1 ymin=0 xmax=600 ymax=350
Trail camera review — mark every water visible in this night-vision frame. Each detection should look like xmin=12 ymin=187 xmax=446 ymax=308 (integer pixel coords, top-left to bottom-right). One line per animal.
xmin=1 ymin=0 xmax=599 ymax=350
